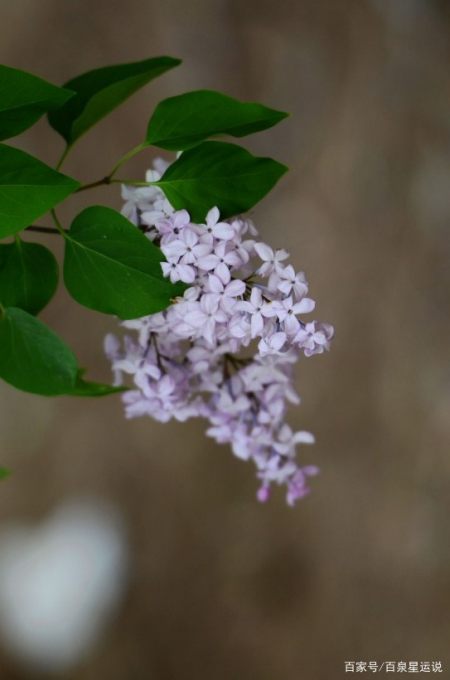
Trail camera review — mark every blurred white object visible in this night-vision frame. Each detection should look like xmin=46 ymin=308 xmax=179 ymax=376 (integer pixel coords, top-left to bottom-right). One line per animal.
xmin=0 ymin=500 xmax=128 ymax=672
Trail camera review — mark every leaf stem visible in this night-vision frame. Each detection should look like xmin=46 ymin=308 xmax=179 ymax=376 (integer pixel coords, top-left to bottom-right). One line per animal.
xmin=50 ymin=210 xmax=67 ymax=237
xmin=56 ymin=145 xmax=71 ymax=170
xmin=110 ymin=178 xmax=153 ymax=187
xmin=25 ymin=225 xmax=66 ymax=235
xmin=70 ymin=143 xmax=148 ymax=193
xmin=108 ymin=142 xmax=147 ymax=179
xmin=75 ymin=177 xmax=112 ymax=193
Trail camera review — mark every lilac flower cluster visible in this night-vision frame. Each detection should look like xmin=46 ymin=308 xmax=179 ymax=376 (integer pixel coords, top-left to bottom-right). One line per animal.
xmin=106 ymin=159 xmax=333 ymax=505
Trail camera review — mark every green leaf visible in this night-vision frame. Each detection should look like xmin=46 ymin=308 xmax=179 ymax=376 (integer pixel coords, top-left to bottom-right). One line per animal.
xmin=0 ymin=307 xmax=127 ymax=398
xmin=146 ymin=89 xmax=288 ymax=151
xmin=154 ymin=141 xmax=288 ymax=221
xmin=0 ymin=238 xmax=58 ymax=314
xmin=48 ymin=56 xmax=181 ymax=145
xmin=63 ymin=206 xmax=185 ymax=319
xmin=0 ymin=307 xmax=78 ymax=395
xmin=0 ymin=144 xmax=80 ymax=238
xmin=0 ymin=64 xmax=74 ymax=141
xmin=67 ymin=374 xmax=127 ymax=397
xmin=0 ymin=467 xmax=10 ymax=480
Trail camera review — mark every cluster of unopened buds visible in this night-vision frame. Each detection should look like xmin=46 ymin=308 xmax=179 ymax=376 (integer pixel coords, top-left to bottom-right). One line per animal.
xmin=105 ymin=159 xmax=334 ymax=506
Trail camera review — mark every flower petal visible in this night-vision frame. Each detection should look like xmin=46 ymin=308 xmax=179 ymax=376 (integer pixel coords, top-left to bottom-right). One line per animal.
xmin=254 ymin=242 xmax=273 ymax=261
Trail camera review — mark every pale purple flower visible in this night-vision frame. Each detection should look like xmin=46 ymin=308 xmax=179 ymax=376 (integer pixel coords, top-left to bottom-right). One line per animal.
xmin=127 ymin=167 xmax=174 ymax=227
xmin=240 ymin=361 xmax=289 ymax=394
xmin=154 ymin=209 xmax=191 ymax=241
xmin=162 ymin=227 xmax=211 ymax=264
xmin=257 ymin=484 xmax=271 ymax=503
xmin=121 ymin=313 xmax=168 ymax=347
xmin=257 ymin=456 xmax=298 ymax=485
xmin=106 ymin=336 xmax=161 ymax=389
xmin=150 ymin=159 xmax=170 ymax=176
xmin=126 ymin=374 xmax=179 ymax=422
xmin=197 ymin=241 xmax=241 ymax=284
xmin=266 ymin=295 xmax=316 ymax=335
xmin=230 ymin=217 xmax=258 ymax=237
xmin=236 ymin=287 xmax=273 ymax=338
xmin=141 ymin=200 xmax=174 ymax=228
xmin=254 ymin=242 xmax=289 ymax=276
xmin=231 ymin=425 xmax=272 ymax=461
xmin=197 ymin=206 xmax=235 ymax=241
xmin=161 ymin=260 xmax=196 ymax=284
xmin=187 ymin=342 xmax=228 ymax=375
xmin=109 ymin=158 xmax=334 ymax=507
xmin=286 ymin=466 xmax=319 ymax=506
xmin=258 ymin=331 xmax=287 ymax=356
xmin=211 ymin=389 xmax=251 ymax=419
xmin=205 ymin=275 xmax=245 ymax=313
xmin=121 ymin=183 xmax=162 ymax=224
xmin=277 ymin=265 xmax=309 ymax=299
xmin=183 ymin=294 xmax=228 ymax=344
xmin=228 ymin=236 xmax=254 ymax=266
xmin=228 ymin=313 xmax=252 ymax=342
xmin=294 ymin=321 xmax=334 ymax=356
xmin=273 ymin=424 xmax=315 ymax=457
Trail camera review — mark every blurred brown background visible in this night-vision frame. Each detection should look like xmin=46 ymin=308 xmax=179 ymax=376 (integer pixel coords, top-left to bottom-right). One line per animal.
xmin=0 ymin=0 xmax=449 ymax=678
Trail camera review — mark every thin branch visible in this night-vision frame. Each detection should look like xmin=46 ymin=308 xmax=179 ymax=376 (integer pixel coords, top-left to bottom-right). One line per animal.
xmin=50 ymin=210 xmax=66 ymax=236
xmin=56 ymin=144 xmax=71 ymax=170
xmin=25 ymin=225 xmax=67 ymax=234
xmin=65 ymin=143 xmax=147 ymax=193
xmin=108 ymin=142 xmax=147 ymax=179
xmin=75 ymin=176 xmax=112 ymax=193
xmin=74 ymin=176 xmax=152 ymax=193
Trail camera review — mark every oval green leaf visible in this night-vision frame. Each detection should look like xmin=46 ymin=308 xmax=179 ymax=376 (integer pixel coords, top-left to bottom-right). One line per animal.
xmin=0 ymin=144 xmax=80 ymax=238
xmin=63 ymin=206 xmax=185 ymax=319
xmin=48 ymin=56 xmax=181 ymax=145
xmin=0 ymin=307 xmax=78 ymax=395
xmin=0 ymin=238 xmax=58 ymax=314
xmin=154 ymin=140 xmax=288 ymax=221
xmin=146 ymin=89 xmax=288 ymax=151
xmin=0 ymin=64 xmax=74 ymax=141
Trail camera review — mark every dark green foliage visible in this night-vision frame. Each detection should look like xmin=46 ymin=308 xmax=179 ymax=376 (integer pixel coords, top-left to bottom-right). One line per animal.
xmin=155 ymin=141 xmax=288 ymax=221
xmin=0 ymin=239 xmax=58 ymax=314
xmin=0 ymin=144 xmax=79 ymax=238
xmin=147 ymin=89 xmax=288 ymax=150
xmin=63 ymin=206 xmax=185 ymax=319
xmin=48 ymin=56 xmax=181 ymax=145
xmin=0 ymin=64 xmax=74 ymax=141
